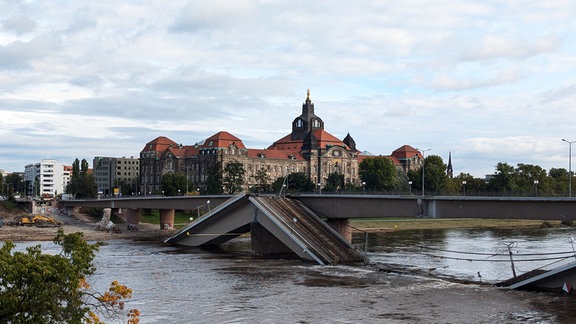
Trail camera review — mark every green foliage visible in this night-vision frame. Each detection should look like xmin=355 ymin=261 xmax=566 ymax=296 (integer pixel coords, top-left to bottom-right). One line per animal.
xmin=251 ymin=169 xmax=272 ymax=193
xmin=324 ymin=172 xmax=344 ymax=192
xmin=161 ymin=172 xmax=187 ymax=196
xmin=423 ymin=155 xmax=448 ymax=193
xmin=359 ymin=157 xmax=399 ymax=191
xmin=223 ymin=160 xmax=245 ymax=194
xmin=0 ymin=230 xmax=138 ymax=323
xmin=67 ymin=158 xmax=98 ymax=199
xmin=272 ymin=172 xmax=315 ymax=193
xmin=206 ymin=162 xmax=223 ymax=194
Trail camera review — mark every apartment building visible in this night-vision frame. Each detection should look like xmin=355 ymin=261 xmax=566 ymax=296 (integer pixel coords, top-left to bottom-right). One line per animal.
xmin=24 ymin=159 xmax=69 ymax=197
xmin=93 ymin=156 xmax=140 ymax=196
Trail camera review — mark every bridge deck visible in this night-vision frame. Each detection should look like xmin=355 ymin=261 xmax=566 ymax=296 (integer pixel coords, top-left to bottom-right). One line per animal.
xmin=165 ymin=194 xmax=363 ymax=265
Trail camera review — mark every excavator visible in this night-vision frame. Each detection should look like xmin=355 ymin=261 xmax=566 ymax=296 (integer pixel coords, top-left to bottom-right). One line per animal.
xmin=19 ymin=215 xmax=61 ymax=227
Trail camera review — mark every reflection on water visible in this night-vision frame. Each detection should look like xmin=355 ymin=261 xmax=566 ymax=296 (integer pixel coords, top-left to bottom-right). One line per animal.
xmin=359 ymin=227 xmax=576 ymax=283
xmin=11 ymin=227 xmax=576 ymax=323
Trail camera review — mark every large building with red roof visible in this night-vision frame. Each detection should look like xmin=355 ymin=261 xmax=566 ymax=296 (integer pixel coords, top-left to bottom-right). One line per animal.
xmin=139 ymin=91 xmax=424 ymax=193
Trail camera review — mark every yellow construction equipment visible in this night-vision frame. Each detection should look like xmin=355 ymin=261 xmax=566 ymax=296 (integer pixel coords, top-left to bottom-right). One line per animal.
xmin=19 ymin=215 xmax=61 ymax=227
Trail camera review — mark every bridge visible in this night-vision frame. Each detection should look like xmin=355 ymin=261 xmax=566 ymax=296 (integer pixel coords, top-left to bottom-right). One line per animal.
xmin=60 ymin=194 xmax=576 ymax=224
xmin=59 ymin=194 xmax=576 ymax=264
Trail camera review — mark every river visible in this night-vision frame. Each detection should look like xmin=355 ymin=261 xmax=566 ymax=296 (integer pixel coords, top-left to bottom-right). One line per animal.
xmin=13 ymin=226 xmax=576 ymax=323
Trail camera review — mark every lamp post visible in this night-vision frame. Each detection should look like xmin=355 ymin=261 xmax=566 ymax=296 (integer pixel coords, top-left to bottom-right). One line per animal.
xmin=408 ymin=181 xmax=412 ymax=194
xmin=562 ymin=139 xmax=575 ymax=197
xmin=462 ymin=180 xmax=467 ymax=196
xmin=362 ymin=181 xmax=366 ymax=194
xmin=534 ymin=180 xmax=539 ymax=197
xmin=416 ymin=148 xmax=431 ymax=196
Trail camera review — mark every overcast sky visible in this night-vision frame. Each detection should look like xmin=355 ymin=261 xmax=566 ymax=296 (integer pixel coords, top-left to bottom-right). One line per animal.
xmin=1 ymin=1 xmax=576 ymax=178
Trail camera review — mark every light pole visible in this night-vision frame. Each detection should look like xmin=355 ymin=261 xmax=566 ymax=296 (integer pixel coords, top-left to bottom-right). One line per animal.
xmin=416 ymin=148 xmax=431 ymax=196
xmin=462 ymin=180 xmax=467 ymax=196
xmin=562 ymin=139 xmax=575 ymax=197
xmin=534 ymin=180 xmax=539 ymax=197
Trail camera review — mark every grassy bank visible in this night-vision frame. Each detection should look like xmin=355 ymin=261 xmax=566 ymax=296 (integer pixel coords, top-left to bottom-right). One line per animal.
xmin=350 ymin=218 xmax=562 ymax=232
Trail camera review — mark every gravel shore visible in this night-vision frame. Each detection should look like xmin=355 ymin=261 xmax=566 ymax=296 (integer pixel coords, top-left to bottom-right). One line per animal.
xmin=0 ymin=211 xmax=178 ymax=243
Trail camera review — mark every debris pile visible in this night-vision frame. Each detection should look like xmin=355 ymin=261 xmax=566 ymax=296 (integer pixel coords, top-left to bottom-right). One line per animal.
xmin=94 ymin=209 xmax=121 ymax=233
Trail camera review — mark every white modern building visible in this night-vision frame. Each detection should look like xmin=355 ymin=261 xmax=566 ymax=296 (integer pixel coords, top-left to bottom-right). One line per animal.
xmin=24 ymin=159 xmax=69 ymax=197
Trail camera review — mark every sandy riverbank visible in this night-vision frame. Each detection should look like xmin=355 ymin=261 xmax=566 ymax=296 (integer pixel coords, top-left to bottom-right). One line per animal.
xmin=0 ymin=211 xmax=178 ymax=243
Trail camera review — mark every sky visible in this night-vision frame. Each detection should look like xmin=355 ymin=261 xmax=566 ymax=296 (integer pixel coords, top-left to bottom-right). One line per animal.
xmin=1 ymin=1 xmax=576 ymax=178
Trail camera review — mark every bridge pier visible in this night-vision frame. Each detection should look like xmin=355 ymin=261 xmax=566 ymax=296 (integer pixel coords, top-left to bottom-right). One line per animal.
xmin=125 ymin=208 xmax=141 ymax=231
xmin=251 ymin=222 xmax=296 ymax=258
xmin=326 ymin=218 xmax=352 ymax=243
xmin=159 ymin=209 xmax=175 ymax=230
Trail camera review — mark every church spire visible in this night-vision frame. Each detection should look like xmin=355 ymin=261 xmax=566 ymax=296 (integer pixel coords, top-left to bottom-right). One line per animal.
xmin=306 ymin=88 xmax=311 ymax=102
xmin=446 ymin=152 xmax=453 ymax=178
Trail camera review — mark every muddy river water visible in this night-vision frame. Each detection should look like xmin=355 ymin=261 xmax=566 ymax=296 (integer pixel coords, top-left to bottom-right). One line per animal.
xmin=16 ymin=226 xmax=576 ymax=323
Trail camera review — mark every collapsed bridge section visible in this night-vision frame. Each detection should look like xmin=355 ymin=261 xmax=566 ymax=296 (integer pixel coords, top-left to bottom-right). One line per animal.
xmin=164 ymin=194 xmax=364 ymax=265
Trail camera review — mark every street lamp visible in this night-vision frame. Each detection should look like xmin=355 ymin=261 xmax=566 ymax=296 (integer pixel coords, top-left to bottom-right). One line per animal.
xmin=562 ymin=139 xmax=575 ymax=197
xmin=408 ymin=181 xmax=412 ymax=194
xmin=534 ymin=180 xmax=539 ymax=197
xmin=362 ymin=181 xmax=366 ymax=193
xmin=462 ymin=180 xmax=467 ymax=196
xmin=416 ymin=148 xmax=431 ymax=196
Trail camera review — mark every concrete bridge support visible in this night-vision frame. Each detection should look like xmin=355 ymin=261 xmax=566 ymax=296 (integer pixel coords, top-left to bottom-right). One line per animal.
xmin=125 ymin=208 xmax=141 ymax=230
xmin=159 ymin=209 xmax=175 ymax=230
xmin=251 ymin=222 xmax=295 ymax=259
xmin=326 ymin=219 xmax=352 ymax=243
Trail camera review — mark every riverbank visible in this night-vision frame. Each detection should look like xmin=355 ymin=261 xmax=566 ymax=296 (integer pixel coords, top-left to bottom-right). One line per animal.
xmin=0 ymin=211 xmax=177 ymax=243
xmin=351 ymin=218 xmax=558 ymax=232
xmin=1 ymin=207 xmax=560 ymax=243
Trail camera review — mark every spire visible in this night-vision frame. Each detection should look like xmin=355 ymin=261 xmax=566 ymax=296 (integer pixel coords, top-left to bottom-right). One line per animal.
xmin=306 ymin=88 xmax=311 ymax=102
xmin=446 ymin=152 xmax=453 ymax=178
xmin=343 ymin=133 xmax=357 ymax=152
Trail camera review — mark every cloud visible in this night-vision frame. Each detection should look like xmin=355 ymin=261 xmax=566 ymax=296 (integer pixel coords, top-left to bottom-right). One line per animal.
xmin=1 ymin=1 xmax=576 ymax=179
xmin=0 ymin=36 xmax=60 ymax=70
xmin=2 ymin=15 xmax=36 ymax=34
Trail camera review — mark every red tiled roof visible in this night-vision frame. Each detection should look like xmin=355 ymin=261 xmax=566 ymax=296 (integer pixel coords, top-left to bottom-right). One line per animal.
xmin=357 ymin=154 xmax=402 ymax=166
xmin=142 ymin=136 xmax=178 ymax=152
xmin=247 ymin=148 xmax=304 ymax=160
xmin=268 ymin=129 xmax=351 ymax=151
xmin=201 ymin=131 xmax=246 ymax=149
xmin=313 ymin=129 xmax=350 ymax=149
xmin=391 ymin=145 xmax=422 ymax=159
xmin=162 ymin=147 xmax=187 ymax=159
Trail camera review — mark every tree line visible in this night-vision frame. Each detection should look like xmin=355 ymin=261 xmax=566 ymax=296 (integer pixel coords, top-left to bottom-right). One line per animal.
xmin=4 ymin=155 xmax=573 ymax=200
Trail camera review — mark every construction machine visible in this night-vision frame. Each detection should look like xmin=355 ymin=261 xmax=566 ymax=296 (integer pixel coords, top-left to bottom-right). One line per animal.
xmin=19 ymin=215 xmax=61 ymax=227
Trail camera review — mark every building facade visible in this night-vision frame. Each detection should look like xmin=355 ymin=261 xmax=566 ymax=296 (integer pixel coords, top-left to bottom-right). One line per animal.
xmin=93 ymin=156 xmax=140 ymax=196
xmin=24 ymin=159 xmax=69 ymax=197
xmin=139 ymin=91 xmax=424 ymax=193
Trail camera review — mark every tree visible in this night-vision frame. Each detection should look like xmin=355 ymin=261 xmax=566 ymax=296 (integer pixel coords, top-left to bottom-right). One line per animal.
xmin=515 ymin=163 xmax=549 ymax=196
xmin=252 ymin=169 xmax=272 ymax=193
xmin=448 ymin=172 xmax=486 ymax=195
xmin=161 ymin=172 xmax=187 ymax=196
xmin=206 ymin=162 xmax=223 ymax=194
xmin=67 ymin=158 xmax=98 ymax=199
xmin=325 ymin=172 xmax=344 ymax=192
xmin=423 ymin=155 xmax=448 ymax=194
xmin=549 ymin=167 xmax=569 ymax=196
xmin=487 ymin=162 xmax=516 ymax=194
xmin=223 ymin=160 xmax=245 ymax=194
xmin=0 ymin=229 xmax=139 ymax=323
xmin=359 ymin=157 xmax=399 ymax=192
xmin=272 ymin=172 xmax=315 ymax=193
xmin=408 ymin=155 xmax=448 ymax=195
xmin=4 ymin=173 xmax=25 ymax=198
